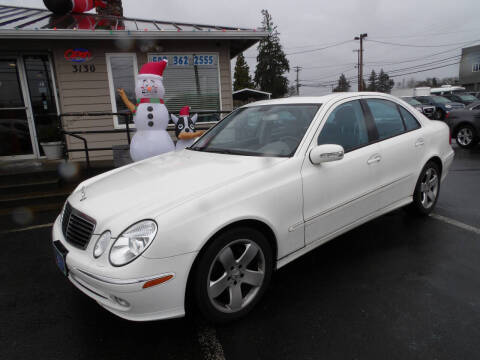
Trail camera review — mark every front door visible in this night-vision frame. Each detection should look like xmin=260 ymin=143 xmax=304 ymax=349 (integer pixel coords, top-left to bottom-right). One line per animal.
xmin=0 ymin=55 xmax=59 ymax=159
xmin=302 ymin=99 xmax=382 ymax=246
xmin=0 ymin=58 xmax=36 ymax=159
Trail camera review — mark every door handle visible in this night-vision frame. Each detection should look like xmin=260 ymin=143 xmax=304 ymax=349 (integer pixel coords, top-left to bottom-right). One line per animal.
xmin=367 ymin=154 xmax=382 ymax=165
xmin=415 ymin=138 xmax=425 ymax=147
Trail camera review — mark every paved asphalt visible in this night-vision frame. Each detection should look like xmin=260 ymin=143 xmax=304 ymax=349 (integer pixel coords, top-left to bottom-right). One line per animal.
xmin=1 ymin=144 xmax=479 ymax=360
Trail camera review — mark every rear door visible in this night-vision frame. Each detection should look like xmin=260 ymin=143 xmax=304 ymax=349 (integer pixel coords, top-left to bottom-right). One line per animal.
xmin=362 ymin=98 xmax=425 ymax=209
xmin=301 ymin=99 xmax=382 ymax=246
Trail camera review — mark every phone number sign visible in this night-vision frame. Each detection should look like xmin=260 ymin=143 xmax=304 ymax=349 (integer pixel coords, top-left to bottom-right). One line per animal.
xmin=149 ymin=54 xmax=217 ymax=67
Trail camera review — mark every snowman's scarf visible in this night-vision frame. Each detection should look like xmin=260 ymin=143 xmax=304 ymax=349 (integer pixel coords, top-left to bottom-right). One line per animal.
xmin=133 ymin=98 xmax=165 ymax=115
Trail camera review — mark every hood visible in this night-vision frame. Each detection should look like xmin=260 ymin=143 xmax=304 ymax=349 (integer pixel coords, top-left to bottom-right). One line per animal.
xmin=68 ymin=150 xmax=285 ymax=231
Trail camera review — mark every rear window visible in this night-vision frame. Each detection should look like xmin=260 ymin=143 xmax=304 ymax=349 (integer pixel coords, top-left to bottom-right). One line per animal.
xmin=398 ymin=106 xmax=421 ymax=131
xmin=365 ymin=99 xmax=405 ymax=140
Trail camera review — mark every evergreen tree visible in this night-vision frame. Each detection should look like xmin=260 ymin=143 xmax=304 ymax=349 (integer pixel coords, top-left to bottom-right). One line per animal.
xmin=377 ymin=69 xmax=394 ymax=93
xmin=367 ymin=70 xmax=377 ymax=91
xmin=233 ymin=53 xmax=254 ymax=91
xmin=333 ymin=74 xmax=351 ymax=92
xmin=254 ymin=10 xmax=290 ymax=98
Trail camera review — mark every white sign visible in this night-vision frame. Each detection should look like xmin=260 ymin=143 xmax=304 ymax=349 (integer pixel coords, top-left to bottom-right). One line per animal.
xmin=149 ymin=54 xmax=217 ymax=67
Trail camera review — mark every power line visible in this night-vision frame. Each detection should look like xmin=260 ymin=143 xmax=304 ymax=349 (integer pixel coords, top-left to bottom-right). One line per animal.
xmin=244 ymin=39 xmax=353 ymax=59
xmin=302 ymin=60 xmax=461 ymax=88
xmin=371 ymin=28 xmax=480 ymax=40
xmin=363 ymin=39 xmax=480 ymax=66
xmin=284 ymin=40 xmax=353 ymax=56
xmin=367 ymin=38 xmax=480 ymax=48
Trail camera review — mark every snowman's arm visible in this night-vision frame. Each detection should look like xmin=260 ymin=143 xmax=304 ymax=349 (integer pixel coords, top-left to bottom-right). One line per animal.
xmin=117 ymin=88 xmax=136 ymax=113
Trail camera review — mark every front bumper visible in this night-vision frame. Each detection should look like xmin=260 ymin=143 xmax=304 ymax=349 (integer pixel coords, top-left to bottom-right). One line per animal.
xmin=52 ymin=216 xmax=197 ymax=321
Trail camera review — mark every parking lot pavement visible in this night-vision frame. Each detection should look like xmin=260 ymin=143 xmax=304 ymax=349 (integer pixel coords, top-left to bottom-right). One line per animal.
xmin=1 ymin=146 xmax=479 ymax=360
xmin=434 ymin=144 xmax=480 ymax=228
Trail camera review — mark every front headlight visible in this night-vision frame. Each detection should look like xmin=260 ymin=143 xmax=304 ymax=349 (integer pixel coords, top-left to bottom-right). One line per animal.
xmin=445 ymin=104 xmax=452 ymax=109
xmin=109 ymin=220 xmax=157 ymax=266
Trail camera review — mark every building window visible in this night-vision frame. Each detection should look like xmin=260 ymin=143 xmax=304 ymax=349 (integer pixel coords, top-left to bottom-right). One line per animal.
xmin=473 ymin=63 xmax=480 ymax=72
xmin=106 ymin=53 xmax=138 ymax=128
xmin=148 ymin=53 xmax=221 ymax=122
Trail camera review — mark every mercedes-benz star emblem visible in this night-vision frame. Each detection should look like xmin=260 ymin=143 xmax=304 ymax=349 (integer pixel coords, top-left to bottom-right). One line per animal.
xmin=80 ymin=186 xmax=87 ymax=201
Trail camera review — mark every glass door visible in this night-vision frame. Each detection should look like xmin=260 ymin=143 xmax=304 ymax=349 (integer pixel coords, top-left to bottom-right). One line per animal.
xmin=23 ymin=55 xmax=60 ymax=156
xmin=0 ymin=58 xmax=36 ymax=158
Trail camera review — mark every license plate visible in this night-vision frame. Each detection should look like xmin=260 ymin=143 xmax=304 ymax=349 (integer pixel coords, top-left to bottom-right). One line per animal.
xmin=53 ymin=241 xmax=68 ymax=276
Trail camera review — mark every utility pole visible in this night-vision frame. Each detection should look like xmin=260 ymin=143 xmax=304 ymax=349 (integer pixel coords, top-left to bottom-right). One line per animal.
xmin=293 ymin=66 xmax=302 ymax=95
xmin=354 ymin=33 xmax=367 ymax=91
xmin=353 ymin=49 xmax=360 ymax=90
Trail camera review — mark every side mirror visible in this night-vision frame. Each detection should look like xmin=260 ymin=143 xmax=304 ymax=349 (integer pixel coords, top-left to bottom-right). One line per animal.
xmin=309 ymin=144 xmax=344 ymax=165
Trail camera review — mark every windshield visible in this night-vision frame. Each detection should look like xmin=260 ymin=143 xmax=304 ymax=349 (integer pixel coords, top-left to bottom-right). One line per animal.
xmin=458 ymin=94 xmax=478 ymax=102
xmin=431 ymin=96 xmax=452 ymax=104
xmin=189 ymin=104 xmax=320 ymax=157
xmin=404 ymin=97 xmax=422 ymax=106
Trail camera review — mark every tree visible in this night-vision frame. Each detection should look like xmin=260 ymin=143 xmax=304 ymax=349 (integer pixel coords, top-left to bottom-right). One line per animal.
xmin=333 ymin=73 xmax=351 ymax=92
xmin=367 ymin=70 xmax=377 ymax=91
xmin=254 ymin=10 xmax=290 ymax=98
xmin=233 ymin=53 xmax=254 ymax=91
xmin=377 ymin=69 xmax=394 ymax=93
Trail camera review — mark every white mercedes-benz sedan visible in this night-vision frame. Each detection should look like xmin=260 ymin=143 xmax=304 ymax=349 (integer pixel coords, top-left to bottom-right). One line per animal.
xmin=52 ymin=93 xmax=454 ymax=322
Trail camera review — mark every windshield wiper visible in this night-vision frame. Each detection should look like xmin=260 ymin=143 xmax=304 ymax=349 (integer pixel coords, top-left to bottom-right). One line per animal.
xmin=189 ymin=147 xmax=260 ymax=156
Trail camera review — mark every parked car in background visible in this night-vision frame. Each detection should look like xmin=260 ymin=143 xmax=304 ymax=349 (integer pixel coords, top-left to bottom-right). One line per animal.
xmin=401 ymin=96 xmax=435 ymax=118
xmin=465 ymin=100 xmax=480 ymax=111
xmin=414 ymin=95 xmax=465 ymax=120
xmin=52 ymin=93 xmax=454 ymax=323
xmin=442 ymin=93 xmax=479 ymax=105
xmin=466 ymin=91 xmax=480 ymax=99
xmin=445 ymin=107 xmax=480 ymax=149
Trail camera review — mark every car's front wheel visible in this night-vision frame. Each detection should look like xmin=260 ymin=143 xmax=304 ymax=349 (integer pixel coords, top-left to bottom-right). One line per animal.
xmin=455 ymin=124 xmax=477 ymax=149
xmin=408 ymin=161 xmax=441 ymax=215
xmin=193 ymin=227 xmax=273 ymax=323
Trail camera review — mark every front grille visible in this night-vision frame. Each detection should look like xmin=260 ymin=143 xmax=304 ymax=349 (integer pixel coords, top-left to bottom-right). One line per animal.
xmin=62 ymin=202 xmax=96 ymax=249
xmin=423 ymin=107 xmax=434 ymax=114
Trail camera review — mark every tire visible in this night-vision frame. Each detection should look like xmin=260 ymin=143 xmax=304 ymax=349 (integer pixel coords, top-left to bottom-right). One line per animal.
xmin=455 ymin=124 xmax=477 ymax=149
xmin=193 ymin=227 xmax=273 ymax=323
xmin=408 ymin=161 xmax=441 ymax=216
xmin=434 ymin=109 xmax=444 ymax=120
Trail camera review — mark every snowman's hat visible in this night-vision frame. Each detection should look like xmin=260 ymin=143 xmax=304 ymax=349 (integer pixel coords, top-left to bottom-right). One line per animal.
xmin=179 ymin=106 xmax=190 ymax=117
xmin=138 ymin=60 xmax=168 ymax=79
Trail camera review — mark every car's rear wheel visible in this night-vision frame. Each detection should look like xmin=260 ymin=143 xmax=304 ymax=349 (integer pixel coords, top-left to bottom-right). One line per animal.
xmin=408 ymin=161 xmax=441 ymax=215
xmin=455 ymin=124 xmax=477 ymax=149
xmin=193 ymin=227 xmax=273 ymax=323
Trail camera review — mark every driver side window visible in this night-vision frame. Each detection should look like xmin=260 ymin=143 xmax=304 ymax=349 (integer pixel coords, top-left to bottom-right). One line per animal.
xmin=317 ymin=100 xmax=369 ymax=152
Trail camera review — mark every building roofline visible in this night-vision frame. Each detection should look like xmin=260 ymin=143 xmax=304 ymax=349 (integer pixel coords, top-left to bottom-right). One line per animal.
xmin=0 ymin=28 xmax=268 ymax=40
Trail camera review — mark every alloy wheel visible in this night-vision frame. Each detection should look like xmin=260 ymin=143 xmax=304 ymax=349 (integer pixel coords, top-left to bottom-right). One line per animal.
xmin=457 ymin=127 xmax=473 ymax=147
xmin=420 ymin=167 xmax=439 ymax=209
xmin=207 ymin=239 xmax=265 ymax=313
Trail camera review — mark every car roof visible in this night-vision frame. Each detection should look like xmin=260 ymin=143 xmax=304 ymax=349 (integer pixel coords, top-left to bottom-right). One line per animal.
xmin=242 ymin=92 xmax=398 ymax=107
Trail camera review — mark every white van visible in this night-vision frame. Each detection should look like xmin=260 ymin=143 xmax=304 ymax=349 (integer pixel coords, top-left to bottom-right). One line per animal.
xmin=430 ymin=85 xmax=466 ymax=95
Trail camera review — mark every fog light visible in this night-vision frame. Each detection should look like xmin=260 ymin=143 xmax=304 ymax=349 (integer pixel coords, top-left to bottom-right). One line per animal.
xmin=112 ymin=296 xmax=130 ymax=307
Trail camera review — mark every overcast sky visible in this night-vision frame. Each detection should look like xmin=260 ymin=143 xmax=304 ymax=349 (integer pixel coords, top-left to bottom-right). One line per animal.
xmin=5 ymin=0 xmax=480 ymax=95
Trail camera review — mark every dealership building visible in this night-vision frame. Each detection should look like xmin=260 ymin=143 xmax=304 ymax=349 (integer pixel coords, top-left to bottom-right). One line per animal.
xmin=0 ymin=4 xmax=267 ymax=161
xmin=459 ymin=44 xmax=480 ymax=91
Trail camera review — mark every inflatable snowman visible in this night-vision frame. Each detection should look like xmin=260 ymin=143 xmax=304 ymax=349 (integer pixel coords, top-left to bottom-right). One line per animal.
xmin=118 ymin=60 xmax=174 ymax=162
xmin=171 ymin=106 xmax=205 ymax=151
